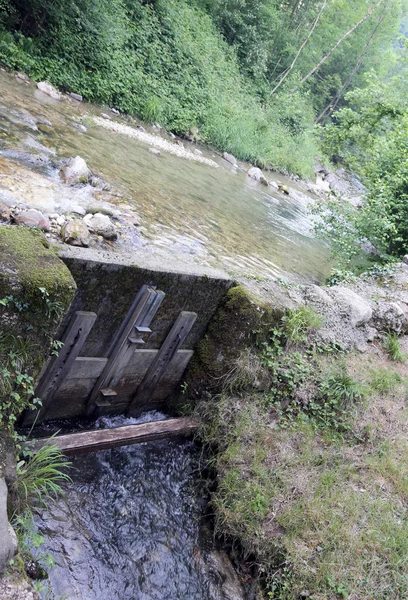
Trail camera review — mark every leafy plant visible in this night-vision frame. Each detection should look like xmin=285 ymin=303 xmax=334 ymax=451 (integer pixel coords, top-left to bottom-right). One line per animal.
xmin=383 ymin=332 xmax=405 ymax=362
xmin=13 ymin=439 xmax=72 ymax=515
xmin=281 ymin=306 xmax=324 ymax=345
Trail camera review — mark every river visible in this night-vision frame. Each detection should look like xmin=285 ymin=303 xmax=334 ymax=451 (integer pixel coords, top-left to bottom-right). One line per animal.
xmin=0 ymin=69 xmax=330 ymax=282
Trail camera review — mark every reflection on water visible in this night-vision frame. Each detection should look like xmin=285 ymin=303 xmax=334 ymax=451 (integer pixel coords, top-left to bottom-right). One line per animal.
xmin=34 ymin=415 xmax=240 ymax=600
xmin=0 ymin=70 xmax=330 ymax=281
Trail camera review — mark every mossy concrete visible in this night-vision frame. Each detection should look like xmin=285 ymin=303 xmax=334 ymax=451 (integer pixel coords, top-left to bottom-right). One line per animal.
xmin=59 ymin=254 xmax=232 ymax=357
xmin=0 ymin=225 xmax=76 ymax=398
xmin=180 ymin=284 xmax=292 ymax=404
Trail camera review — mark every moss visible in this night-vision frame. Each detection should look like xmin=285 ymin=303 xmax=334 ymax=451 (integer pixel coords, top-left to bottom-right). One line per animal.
xmin=0 ymin=225 xmax=76 ymax=397
xmin=182 ymin=284 xmax=283 ymax=401
xmin=0 ymin=226 xmax=75 ymax=313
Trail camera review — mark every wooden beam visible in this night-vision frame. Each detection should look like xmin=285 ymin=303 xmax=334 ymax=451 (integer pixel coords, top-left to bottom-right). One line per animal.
xmin=127 ymin=311 xmax=196 ymax=416
xmin=28 ymin=311 xmax=97 ymax=424
xmin=33 ymin=418 xmax=198 ymax=455
xmin=86 ymin=286 xmax=165 ymax=414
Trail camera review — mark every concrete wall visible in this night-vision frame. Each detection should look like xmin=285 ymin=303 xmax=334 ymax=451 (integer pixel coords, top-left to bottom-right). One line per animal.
xmin=32 ymin=247 xmax=232 ymax=421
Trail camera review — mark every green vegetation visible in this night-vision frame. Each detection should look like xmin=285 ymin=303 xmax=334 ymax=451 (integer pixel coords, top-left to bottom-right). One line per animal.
xmin=195 ymin=304 xmax=408 ymax=599
xmin=13 ymin=440 xmax=71 ymax=516
xmin=383 ymin=331 xmax=405 ymax=362
xmin=0 ymin=0 xmax=405 ymax=175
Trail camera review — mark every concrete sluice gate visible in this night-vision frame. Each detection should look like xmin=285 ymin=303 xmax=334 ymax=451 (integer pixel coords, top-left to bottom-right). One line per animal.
xmin=23 ymin=247 xmax=232 ymax=426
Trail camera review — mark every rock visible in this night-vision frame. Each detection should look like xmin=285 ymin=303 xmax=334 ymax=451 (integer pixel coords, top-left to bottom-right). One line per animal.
xmin=223 ymin=152 xmax=237 ymax=166
xmin=365 ymin=325 xmax=378 ymax=342
xmin=329 ymin=286 xmax=373 ymax=327
xmin=278 ymin=184 xmax=289 ymax=195
xmin=69 ymin=92 xmax=83 ymax=102
xmin=14 ymin=209 xmax=50 ymax=231
xmin=36 ymin=81 xmax=61 ymax=100
xmin=73 ymin=123 xmax=87 ymax=134
xmin=304 ymin=284 xmax=334 ymax=306
xmin=60 ymin=156 xmax=91 ymax=185
xmin=111 ymin=108 xmax=120 ymax=115
xmin=0 ymin=479 xmax=17 ymax=573
xmin=16 ymin=72 xmax=30 ymax=83
xmin=148 ymin=148 xmax=161 ymax=157
xmin=206 ymin=550 xmax=245 ymax=600
xmin=61 ymin=220 xmax=90 ymax=247
xmin=269 ymin=180 xmax=279 ymax=190
xmin=100 ymin=112 xmax=112 ymax=120
xmin=402 ymin=255 xmax=408 ymax=265
xmin=193 ymin=148 xmax=203 ymax=156
xmin=247 ymin=167 xmax=268 ymax=186
xmin=373 ymin=301 xmax=407 ymax=333
xmin=56 ymin=215 xmax=66 ymax=226
xmin=0 ymin=202 xmax=12 ymax=222
xmin=83 ymin=213 xmax=117 ymax=240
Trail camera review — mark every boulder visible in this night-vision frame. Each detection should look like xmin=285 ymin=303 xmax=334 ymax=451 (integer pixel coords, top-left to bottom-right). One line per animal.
xmin=36 ymin=81 xmax=61 ymax=100
xmin=148 ymin=148 xmax=161 ymax=157
xmin=278 ymin=184 xmax=289 ymax=195
xmin=69 ymin=92 xmax=83 ymax=102
xmin=329 ymin=286 xmax=372 ymax=327
xmin=223 ymin=152 xmax=237 ymax=166
xmin=60 ymin=156 xmax=91 ymax=185
xmin=61 ymin=220 xmax=90 ymax=247
xmin=269 ymin=180 xmax=279 ymax=190
xmin=373 ymin=300 xmax=407 ymax=334
xmin=247 ymin=167 xmax=268 ymax=186
xmin=16 ymin=72 xmax=30 ymax=83
xmin=304 ymin=284 xmax=334 ymax=306
xmin=0 ymin=479 xmax=18 ymax=574
xmin=83 ymin=213 xmax=117 ymax=240
xmin=14 ymin=209 xmax=50 ymax=231
xmin=0 ymin=202 xmax=11 ymax=222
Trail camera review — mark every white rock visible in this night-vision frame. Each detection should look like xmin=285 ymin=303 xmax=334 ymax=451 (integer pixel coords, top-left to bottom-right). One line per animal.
xmin=269 ymin=180 xmax=279 ymax=190
xmin=329 ymin=287 xmax=373 ymax=327
xmin=60 ymin=156 xmax=90 ymax=185
xmin=14 ymin=209 xmax=50 ymax=231
xmin=223 ymin=152 xmax=237 ymax=166
xmin=83 ymin=213 xmax=117 ymax=240
xmin=36 ymin=81 xmax=61 ymax=100
xmin=69 ymin=92 xmax=83 ymax=102
xmin=148 ymin=148 xmax=161 ymax=157
xmin=247 ymin=167 xmax=268 ymax=186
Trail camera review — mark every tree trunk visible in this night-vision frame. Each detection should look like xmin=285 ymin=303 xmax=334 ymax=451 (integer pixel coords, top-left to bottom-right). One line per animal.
xmin=270 ymin=0 xmax=328 ymax=96
xmin=291 ymin=0 xmax=386 ymax=93
xmin=315 ymin=13 xmax=385 ymax=124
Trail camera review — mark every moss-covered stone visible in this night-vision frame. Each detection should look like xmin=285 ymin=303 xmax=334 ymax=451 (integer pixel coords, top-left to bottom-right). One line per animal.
xmin=0 ymin=225 xmax=76 ymax=416
xmin=181 ymin=284 xmax=285 ymax=403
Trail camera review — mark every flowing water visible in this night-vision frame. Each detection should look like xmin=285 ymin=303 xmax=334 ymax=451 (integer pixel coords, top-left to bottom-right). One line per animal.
xmin=0 ymin=69 xmax=330 ymax=281
xmin=33 ymin=415 xmax=243 ymax=600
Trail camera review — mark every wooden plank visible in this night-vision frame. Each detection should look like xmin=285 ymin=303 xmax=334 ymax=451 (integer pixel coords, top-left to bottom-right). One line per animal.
xmin=33 ymin=418 xmax=198 ymax=455
xmin=86 ymin=286 xmax=164 ymax=414
xmin=127 ymin=311 xmax=196 ymax=416
xmin=65 ymin=357 xmax=108 ymax=380
xmin=31 ymin=311 xmax=97 ymax=423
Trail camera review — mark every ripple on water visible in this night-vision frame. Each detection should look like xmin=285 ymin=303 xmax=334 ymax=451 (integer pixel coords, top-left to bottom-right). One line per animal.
xmin=33 ymin=415 xmax=236 ymax=600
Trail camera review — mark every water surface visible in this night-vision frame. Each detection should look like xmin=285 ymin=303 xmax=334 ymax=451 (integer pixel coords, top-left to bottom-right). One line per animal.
xmin=0 ymin=70 xmax=330 ymax=281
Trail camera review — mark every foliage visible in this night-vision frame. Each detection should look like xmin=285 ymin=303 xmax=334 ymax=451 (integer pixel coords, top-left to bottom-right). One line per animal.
xmin=281 ymin=306 xmax=324 ymax=345
xmin=13 ymin=439 xmax=72 ymax=515
xmin=317 ymin=68 xmax=408 ymax=267
xmin=368 ymin=367 xmax=402 ymax=394
xmin=383 ymin=332 xmax=405 ymax=362
xmin=0 ymin=0 xmax=405 ymax=175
